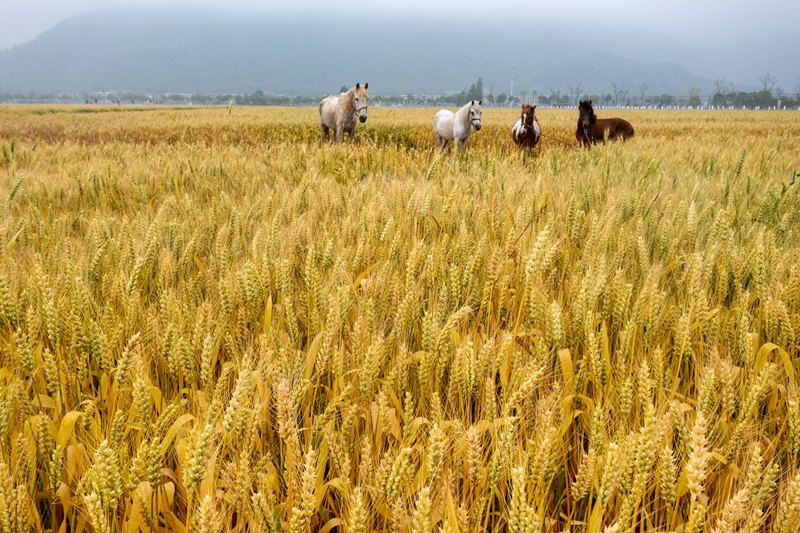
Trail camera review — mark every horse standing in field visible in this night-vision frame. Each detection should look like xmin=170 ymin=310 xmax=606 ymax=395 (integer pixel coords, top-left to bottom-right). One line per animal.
xmin=433 ymin=100 xmax=482 ymax=152
xmin=319 ymin=82 xmax=369 ymax=143
xmin=511 ymin=103 xmax=541 ymax=149
xmin=576 ymin=100 xmax=634 ymax=146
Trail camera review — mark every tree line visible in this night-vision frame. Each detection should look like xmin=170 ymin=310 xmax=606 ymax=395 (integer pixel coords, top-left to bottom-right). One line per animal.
xmin=1 ymin=73 xmax=797 ymax=109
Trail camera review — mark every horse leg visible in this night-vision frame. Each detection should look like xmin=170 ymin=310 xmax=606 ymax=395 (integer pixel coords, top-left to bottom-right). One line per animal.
xmin=335 ymin=124 xmax=343 ymax=143
xmin=321 ymin=125 xmax=330 ymax=142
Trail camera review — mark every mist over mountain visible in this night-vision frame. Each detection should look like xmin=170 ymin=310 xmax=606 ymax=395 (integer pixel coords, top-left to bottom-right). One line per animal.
xmin=0 ymin=8 xmax=717 ymax=97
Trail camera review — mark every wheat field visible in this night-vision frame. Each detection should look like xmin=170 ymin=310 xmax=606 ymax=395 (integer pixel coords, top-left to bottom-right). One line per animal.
xmin=0 ymin=105 xmax=799 ymax=532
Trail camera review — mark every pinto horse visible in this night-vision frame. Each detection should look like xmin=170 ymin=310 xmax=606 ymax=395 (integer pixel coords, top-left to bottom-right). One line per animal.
xmin=576 ymin=100 xmax=634 ymax=146
xmin=511 ymin=103 xmax=541 ymax=149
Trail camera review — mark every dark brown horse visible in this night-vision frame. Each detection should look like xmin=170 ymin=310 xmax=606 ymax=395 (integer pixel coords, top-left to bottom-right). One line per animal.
xmin=511 ymin=103 xmax=541 ymax=148
xmin=576 ymin=100 xmax=634 ymax=146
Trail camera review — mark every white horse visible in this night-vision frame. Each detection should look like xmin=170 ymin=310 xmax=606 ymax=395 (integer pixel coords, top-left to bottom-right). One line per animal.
xmin=319 ymin=82 xmax=369 ymax=143
xmin=432 ymin=100 xmax=482 ymax=152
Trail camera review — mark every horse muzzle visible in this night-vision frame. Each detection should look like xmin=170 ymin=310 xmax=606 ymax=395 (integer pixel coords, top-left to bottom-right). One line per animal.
xmin=474 ymin=123 xmax=481 ymax=131
xmin=359 ymin=115 xmax=367 ymax=123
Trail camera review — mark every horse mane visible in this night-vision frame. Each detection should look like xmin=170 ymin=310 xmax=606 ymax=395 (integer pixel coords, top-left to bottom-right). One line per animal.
xmin=580 ymin=101 xmax=597 ymax=124
xmin=339 ymin=87 xmax=357 ymax=116
xmin=456 ymin=101 xmax=473 ymax=127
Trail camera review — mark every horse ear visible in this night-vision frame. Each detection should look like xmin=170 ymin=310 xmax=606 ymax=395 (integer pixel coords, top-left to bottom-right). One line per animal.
xmin=479 ymin=100 xmax=482 ymax=105
xmin=588 ymin=100 xmax=592 ymax=105
xmin=356 ymin=82 xmax=361 ymax=90
xmin=532 ymin=105 xmax=537 ymax=111
xmin=579 ymin=100 xmax=584 ymax=105
xmin=364 ymin=82 xmax=368 ymax=89
xmin=471 ymin=100 xmax=475 ymax=105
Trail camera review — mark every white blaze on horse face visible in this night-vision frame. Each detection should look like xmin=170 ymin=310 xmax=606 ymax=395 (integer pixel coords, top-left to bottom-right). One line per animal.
xmin=520 ymin=113 xmax=529 ymax=134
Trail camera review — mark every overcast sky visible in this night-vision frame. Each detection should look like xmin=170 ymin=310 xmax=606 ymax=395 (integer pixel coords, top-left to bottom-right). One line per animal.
xmin=3 ymin=0 xmax=798 ymax=89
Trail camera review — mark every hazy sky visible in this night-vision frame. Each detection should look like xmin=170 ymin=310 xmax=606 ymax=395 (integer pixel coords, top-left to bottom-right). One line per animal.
xmin=3 ymin=0 xmax=798 ymax=88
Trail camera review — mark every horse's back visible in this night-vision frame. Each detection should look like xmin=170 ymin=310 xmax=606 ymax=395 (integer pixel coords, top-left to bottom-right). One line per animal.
xmin=580 ymin=117 xmax=634 ymax=144
xmin=433 ymin=109 xmax=453 ymax=125
xmin=319 ymin=95 xmax=337 ymax=111
xmin=611 ymin=118 xmax=634 ymax=140
xmin=621 ymin=119 xmax=634 ymax=138
xmin=319 ymin=96 xmax=338 ymax=126
xmin=433 ymin=109 xmax=455 ymax=139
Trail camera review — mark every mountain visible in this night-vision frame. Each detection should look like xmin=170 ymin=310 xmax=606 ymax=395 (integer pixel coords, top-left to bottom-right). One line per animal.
xmin=0 ymin=9 xmax=715 ymax=96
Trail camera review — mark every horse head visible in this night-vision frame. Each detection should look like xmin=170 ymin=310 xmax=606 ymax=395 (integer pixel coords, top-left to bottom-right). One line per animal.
xmin=354 ymin=82 xmax=369 ymax=123
xmin=520 ymin=103 xmax=537 ymax=133
xmin=578 ymin=100 xmax=595 ymax=127
xmin=470 ymin=100 xmax=482 ymax=131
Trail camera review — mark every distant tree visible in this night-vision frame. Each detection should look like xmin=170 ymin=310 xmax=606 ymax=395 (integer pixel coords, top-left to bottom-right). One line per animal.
xmin=753 ymin=89 xmax=777 ymax=107
xmin=714 ymin=78 xmax=732 ymax=95
xmin=339 ymin=85 xmax=348 ymax=94
xmin=712 ymin=79 xmax=733 ymax=106
xmin=688 ymin=87 xmax=701 ymax=107
xmin=547 ymin=87 xmax=561 ymax=106
xmin=638 ymin=82 xmax=648 ymax=106
xmin=496 ymin=93 xmax=508 ymax=105
xmin=657 ymin=93 xmax=675 ymax=107
xmin=759 ymin=72 xmax=778 ymax=94
xmin=476 ymin=77 xmax=484 ymax=100
xmin=567 ymin=84 xmax=582 ymax=106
